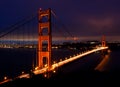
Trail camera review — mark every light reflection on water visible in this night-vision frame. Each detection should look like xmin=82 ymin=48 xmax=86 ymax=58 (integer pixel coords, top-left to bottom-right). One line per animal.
xmin=95 ymin=50 xmax=111 ymax=72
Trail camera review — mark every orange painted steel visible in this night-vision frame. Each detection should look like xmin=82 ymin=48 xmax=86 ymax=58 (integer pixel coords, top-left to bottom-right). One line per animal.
xmin=38 ymin=8 xmax=52 ymax=70
xmin=102 ymin=35 xmax=106 ymax=47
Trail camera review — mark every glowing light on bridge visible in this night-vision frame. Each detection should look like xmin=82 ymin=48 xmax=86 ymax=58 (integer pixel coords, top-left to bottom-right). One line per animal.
xmin=33 ymin=46 xmax=108 ymax=75
xmin=0 ymin=8 xmax=109 ymax=85
xmin=0 ymin=46 xmax=108 ymax=84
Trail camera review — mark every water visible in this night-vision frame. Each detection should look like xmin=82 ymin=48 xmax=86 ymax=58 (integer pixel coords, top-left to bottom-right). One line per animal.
xmin=0 ymin=48 xmax=36 ymax=80
xmin=97 ymin=50 xmax=120 ymax=72
xmin=0 ymin=48 xmax=120 ymax=81
xmin=0 ymin=48 xmax=80 ymax=80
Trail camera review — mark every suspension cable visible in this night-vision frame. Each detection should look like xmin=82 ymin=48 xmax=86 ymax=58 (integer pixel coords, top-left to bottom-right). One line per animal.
xmin=0 ymin=14 xmax=37 ymax=38
xmin=51 ymin=10 xmax=75 ymax=39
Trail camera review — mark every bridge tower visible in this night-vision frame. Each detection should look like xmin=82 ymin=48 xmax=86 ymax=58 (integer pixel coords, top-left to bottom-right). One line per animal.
xmin=101 ymin=35 xmax=106 ymax=47
xmin=38 ymin=8 xmax=52 ymax=70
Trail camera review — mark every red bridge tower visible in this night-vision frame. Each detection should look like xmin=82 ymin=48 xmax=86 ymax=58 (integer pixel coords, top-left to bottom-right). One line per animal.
xmin=102 ymin=35 xmax=106 ymax=47
xmin=38 ymin=8 xmax=52 ymax=70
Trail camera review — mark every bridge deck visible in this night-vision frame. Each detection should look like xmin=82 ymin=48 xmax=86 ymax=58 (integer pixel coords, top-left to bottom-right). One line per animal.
xmin=33 ymin=46 xmax=108 ymax=75
xmin=0 ymin=46 xmax=108 ymax=84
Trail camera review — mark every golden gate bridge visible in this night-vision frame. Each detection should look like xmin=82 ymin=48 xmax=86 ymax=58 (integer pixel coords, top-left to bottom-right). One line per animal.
xmin=0 ymin=8 xmax=108 ymax=84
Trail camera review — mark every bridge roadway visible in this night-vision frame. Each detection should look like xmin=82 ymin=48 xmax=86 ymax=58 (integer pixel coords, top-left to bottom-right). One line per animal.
xmin=0 ymin=46 xmax=108 ymax=84
xmin=18 ymin=46 xmax=108 ymax=78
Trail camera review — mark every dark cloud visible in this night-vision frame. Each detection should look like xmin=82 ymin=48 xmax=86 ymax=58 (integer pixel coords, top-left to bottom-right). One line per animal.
xmin=0 ymin=0 xmax=120 ymax=41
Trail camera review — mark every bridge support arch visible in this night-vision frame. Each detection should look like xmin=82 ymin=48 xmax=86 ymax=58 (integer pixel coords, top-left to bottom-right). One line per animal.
xmin=38 ymin=8 xmax=52 ymax=70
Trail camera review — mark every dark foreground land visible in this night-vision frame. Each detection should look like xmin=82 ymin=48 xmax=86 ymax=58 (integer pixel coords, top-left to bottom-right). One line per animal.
xmin=1 ymin=69 xmax=120 ymax=87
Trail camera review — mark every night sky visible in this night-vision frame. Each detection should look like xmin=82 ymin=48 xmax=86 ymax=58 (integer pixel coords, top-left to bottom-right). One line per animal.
xmin=0 ymin=0 xmax=120 ymax=42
